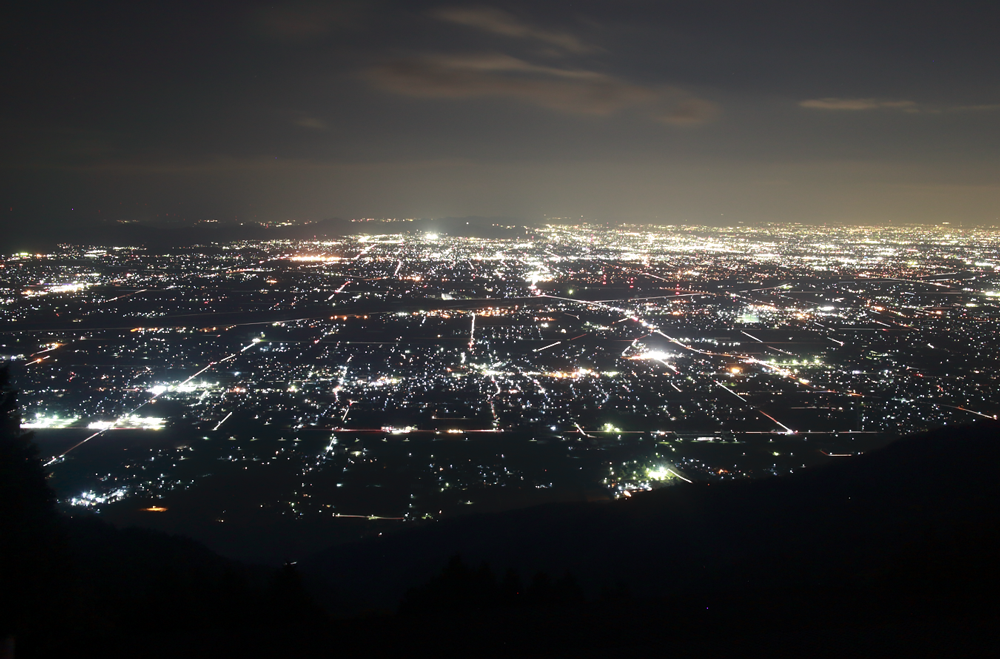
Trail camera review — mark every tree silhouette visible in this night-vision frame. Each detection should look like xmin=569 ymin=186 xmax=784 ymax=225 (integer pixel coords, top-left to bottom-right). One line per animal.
xmin=524 ymin=571 xmax=582 ymax=606
xmin=264 ymin=562 xmax=326 ymax=626
xmin=401 ymin=555 xmax=586 ymax=614
xmin=0 ymin=364 xmax=68 ymax=647
xmin=499 ymin=568 xmax=522 ymax=607
xmin=399 ymin=554 xmax=502 ymax=613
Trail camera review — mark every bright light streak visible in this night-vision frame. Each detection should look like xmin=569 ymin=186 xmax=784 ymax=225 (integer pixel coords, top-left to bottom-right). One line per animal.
xmin=714 ymin=380 xmax=747 ymax=402
xmin=534 ymin=341 xmax=562 ymax=352
xmin=288 ymin=255 xmax=343 ymax=262
xmin=667 ymin=469 xmax=692 ymax=483
xmin=634 ymin=350 xmax=672 ymax=361
xmin=213 ymin=411 xmax=234 ymax=431
xmin=48 ymin=341 xmax=261 ymax=466
xmin=758 ymin=410 xmax=795 ymax=434
xmin=22 ymin=414 xmax=79 ymax=429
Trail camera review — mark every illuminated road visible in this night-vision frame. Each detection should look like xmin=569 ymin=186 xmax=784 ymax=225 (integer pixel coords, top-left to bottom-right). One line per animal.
xmin=44 ymin=338 xmax=263 ymax=466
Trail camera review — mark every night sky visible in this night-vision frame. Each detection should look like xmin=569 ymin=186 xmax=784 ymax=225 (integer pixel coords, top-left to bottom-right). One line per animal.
xmin=3 ymin=0 xmax=999 ymax=248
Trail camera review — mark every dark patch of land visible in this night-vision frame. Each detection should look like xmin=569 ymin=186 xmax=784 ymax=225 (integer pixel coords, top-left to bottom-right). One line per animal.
xmin=5 ymin=416 xmax=1000 ymax=658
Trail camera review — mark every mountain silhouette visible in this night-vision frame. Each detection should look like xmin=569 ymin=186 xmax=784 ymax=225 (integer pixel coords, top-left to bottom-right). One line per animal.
xmin=303 ymin=420 xmax=1000 ymax=612
xmin=6 ymin=365 xmax=1000 ymax=659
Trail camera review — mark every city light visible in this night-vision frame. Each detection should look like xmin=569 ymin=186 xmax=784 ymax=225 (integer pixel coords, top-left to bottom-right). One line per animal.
xmin=5 ymin=223 xmax=997 ymax=519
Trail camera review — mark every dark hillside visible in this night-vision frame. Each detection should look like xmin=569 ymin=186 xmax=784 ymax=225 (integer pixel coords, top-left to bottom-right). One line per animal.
xmin=303 ymin=421 xmax=1000 ymax=612
xmin=6 ymin=372 xmax=1000 ymax=658
xmin=1 ymin=365 xmax=322 ymax=658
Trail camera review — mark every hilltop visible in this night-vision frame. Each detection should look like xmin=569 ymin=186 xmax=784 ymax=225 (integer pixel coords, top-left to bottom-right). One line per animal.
xmin=298 ymin=420 xmax=1000 ymax=652
xmin=5 ymin=415 xmax=999 ymax=657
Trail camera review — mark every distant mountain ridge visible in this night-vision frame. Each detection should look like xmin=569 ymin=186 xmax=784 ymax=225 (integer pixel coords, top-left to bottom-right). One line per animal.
xmin=0 ymin=216 xmax=542 ymax=253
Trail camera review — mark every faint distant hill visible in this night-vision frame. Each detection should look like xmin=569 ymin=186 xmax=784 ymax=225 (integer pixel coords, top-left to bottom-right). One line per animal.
xmin=2 ymin=364 xmax=324 ymax=657
xmin=405 ymin=216 xmax=537 ymax=239
xmin=0 ymin=218 xmax=352 ymax=253
xmin=302 ymin=420 xmax=1000 ymax=612
xmin=0 ymin=216 xmax=543 ymax=253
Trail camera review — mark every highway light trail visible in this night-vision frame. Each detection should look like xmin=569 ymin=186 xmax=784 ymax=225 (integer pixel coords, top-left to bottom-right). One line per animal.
xmin=212 ymin=411 xmax=234 ymax=431
xmin=714 ymin=381 xmax=748 ymax=402
xmin=547 ymin=278 xmax=974 ymax=441
xmin=544 ymin=291 xmax=829 ymax=440
xmin=714 ymin=380 xmax=797 ymax=435
xmin=30 ymin=343 xmax=64 ymax=358
xmin=104 ymin=289 xmax=147 ymax=303
xmin=758 ymin=410 xmax=795 ymax=434
xmin=667 ymin=468 xmax=692 ymax=483
xmin=45 ymin=430 xmax=104 ymax=467
xmin=655 ymin=359 xmax=679 ymax=373
xmin=534 ymin=341 xmax=562 ymax=352
xmin=654 ymin=330 xmax=736 ymax=358
xmin=45 ymin=339 xmax=262 ymax=466
xmin=908 ymin=400 xmax=999 ymax=420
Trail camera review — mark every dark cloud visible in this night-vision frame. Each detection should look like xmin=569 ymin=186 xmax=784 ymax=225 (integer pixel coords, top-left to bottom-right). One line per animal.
xmin=2 ymin=0 xmax=1000 ymax=243
xmin=362 ymin=4 xmax=717 ymax=125
xmin=250 ymin=2 xmax=365 ymax=40
xmin=365 ymin=53 xmax=718 ymax=124
xmin=431 ymin=6 xmax=597 ymax=54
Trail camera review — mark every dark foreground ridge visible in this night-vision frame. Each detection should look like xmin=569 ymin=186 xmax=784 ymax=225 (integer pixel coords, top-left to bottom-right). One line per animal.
xmin=305 ymin=419 xmax=1000 ymax=608
xmin=3 ymin=371 xmax=1000 ymax=658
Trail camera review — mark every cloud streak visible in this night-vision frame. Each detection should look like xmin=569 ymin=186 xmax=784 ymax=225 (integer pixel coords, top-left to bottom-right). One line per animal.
xmin=800 ymin=98 xmax=918 ymax=111
xmin=365 ymin=53 xmax=718 ymax=125
xmin=73 ymin=156 xmax=477 ymax=176
xmin=432 ymin=6 xmax=595 ymax=54
xmin=801 ymin=98 xmax=1000 ymax=114
xmin=952 ymin=104 xmax=1000 ymax=112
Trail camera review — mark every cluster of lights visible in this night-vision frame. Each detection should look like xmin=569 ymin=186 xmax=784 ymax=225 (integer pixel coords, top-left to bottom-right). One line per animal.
xmin=22 ymin=282 xmax=91 ymax=297
xmin=147 ymin=382 xmax=217 ymax=395
xmin=70 ymin=488 xmax=129 ymax=508
xmin=287 ymin=255 xmax=344 ymax=262
xmin=22 ymin=414 xmax=80 ymax=429
xmin=632 ymin=350 xmax=673 ymax=361
xmin=87 ymin=415 xmax=165 ymax=430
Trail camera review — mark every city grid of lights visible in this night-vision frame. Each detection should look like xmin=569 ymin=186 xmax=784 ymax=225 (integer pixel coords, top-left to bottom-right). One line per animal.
xmin=2 ymin=223 xmax=998 ymax=529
